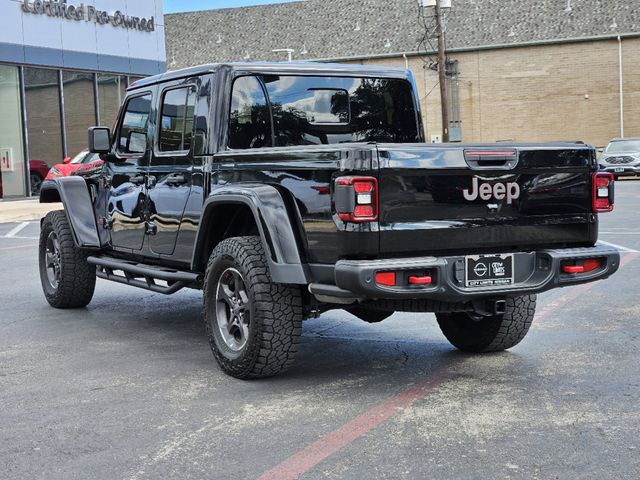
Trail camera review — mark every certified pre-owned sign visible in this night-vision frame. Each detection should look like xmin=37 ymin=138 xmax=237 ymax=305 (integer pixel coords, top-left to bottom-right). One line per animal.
xmin=21 ymin=0 xmax=155 ymax=32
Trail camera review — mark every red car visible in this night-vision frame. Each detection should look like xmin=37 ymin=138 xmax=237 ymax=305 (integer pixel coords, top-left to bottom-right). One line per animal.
xmin=45 ymin=150 xmax=103 ymax=181
xmin=0 ymin=159 xmax=50 ymax=198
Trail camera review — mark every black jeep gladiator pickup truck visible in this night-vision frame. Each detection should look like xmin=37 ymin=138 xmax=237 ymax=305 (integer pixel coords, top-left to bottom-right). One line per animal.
xmin=39 ymin=62 xmax=619 ymax=378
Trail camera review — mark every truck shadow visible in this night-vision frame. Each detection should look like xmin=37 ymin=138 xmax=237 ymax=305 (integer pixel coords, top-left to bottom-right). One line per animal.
xmin=60 ymin=290 xmax=482 ymax=384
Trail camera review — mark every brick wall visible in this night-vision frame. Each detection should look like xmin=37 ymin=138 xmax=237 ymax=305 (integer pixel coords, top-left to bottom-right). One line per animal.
xmin=359 ymin=37 xmax=640 ymax=147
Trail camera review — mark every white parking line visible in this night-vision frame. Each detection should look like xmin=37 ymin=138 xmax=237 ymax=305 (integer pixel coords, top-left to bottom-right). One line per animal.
xmin=598 ymin=239 xmax=639 ymax=253
xmin=4 ymin=222 xmax=31 ymax=238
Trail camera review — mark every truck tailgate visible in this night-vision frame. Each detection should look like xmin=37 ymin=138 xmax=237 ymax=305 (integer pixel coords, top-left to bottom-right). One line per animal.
xmin=376 ymin=143 xmax=598 ymax=255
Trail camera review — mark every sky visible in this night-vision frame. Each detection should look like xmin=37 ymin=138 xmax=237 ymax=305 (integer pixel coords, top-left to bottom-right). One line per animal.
xmin=163 ymin=0 xmax=301 ymax=14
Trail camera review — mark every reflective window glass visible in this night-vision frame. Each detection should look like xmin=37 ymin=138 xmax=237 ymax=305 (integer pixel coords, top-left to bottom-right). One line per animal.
xmin=62 ymin=71 xmax=96 ymax=157
xmin=228 ymin=76 xmax=272 ymax=149
xmin=0 ymin=65 xmax=26 ymax=197
xmin=117 ymin=94 xmax=152 ymax=154
xmin=159 ymin=87 xmax=196 ymax=152
xmin=97 ymin=74 xmax=127 ymax=129
xmin=264 ymin=76 xmax=420 ymax=146
xmin=24 ymin=67 xmax=63 ymax=165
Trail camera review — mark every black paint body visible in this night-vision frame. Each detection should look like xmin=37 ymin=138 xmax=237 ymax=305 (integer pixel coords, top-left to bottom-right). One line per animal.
xmin=40 ymin=62 xmax=612 ymax=304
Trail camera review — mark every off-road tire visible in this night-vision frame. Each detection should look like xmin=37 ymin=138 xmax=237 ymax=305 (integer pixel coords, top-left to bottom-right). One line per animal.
xmin=39 ymin=210 xmax=96 ymax=308
xmin=203 ymin=236 xmax=303 ymax=379
xmin=436 ymin=295 xmax=536 ymax=352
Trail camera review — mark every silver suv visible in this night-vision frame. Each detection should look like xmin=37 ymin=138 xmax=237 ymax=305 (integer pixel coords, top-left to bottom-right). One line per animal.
xmin=599 ymin=138 xmax=640 ymax=178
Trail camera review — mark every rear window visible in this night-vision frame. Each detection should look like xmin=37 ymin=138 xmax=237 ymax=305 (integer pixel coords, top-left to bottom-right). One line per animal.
xmin=228 ymin=75 xmax=420 ymax=149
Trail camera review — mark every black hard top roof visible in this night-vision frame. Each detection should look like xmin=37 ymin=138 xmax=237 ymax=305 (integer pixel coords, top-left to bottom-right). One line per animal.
xmin=129 ymin=62 xmax=412 ymax=90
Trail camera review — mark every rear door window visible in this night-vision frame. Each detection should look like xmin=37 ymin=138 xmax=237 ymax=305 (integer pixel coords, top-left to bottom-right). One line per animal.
xmin=158 ymin=86 xmax=196 ymax=153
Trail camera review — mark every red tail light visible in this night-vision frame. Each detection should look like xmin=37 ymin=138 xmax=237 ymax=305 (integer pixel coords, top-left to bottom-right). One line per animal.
xmin=335 ymin=176 xmax=378 ymax=223
xmin=592 ymin=173 xmax=614 ymax=213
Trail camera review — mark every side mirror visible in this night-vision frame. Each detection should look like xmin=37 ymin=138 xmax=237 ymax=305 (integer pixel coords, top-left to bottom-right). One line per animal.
xmin=597 ymin=148 xmax=604 ymax=154
xmin=63 ymin=156 xmax=72 ymax=164
xmin=126 ymin=131 xmax=147 ymax=154
xmin=88 ymin=127 xmax=111 ymax=154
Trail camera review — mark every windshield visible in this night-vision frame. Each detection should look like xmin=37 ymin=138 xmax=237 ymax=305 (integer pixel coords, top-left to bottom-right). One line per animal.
xmin=605 ymin=140 xmax=640 ymax=153
xmin=69 ymin=150 xmax=99 ymax=164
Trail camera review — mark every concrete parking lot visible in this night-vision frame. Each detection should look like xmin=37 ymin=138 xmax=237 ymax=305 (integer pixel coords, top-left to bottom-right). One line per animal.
xmin=2 ymin=182 xmax=639 ymax=480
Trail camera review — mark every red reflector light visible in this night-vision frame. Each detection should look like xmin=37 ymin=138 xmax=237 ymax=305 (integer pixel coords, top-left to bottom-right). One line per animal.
xmin=353 ymin=181 xmax=373 ymax=193
xmin=375 ymin=272 xmax=396 ymax=286
xmin=354 ymin=205 xmax=374 ymax=217
xmin=408 ymin=275 xmax=433 ymax=285
xmin=562 ymin=258 xmax=602 ymax=274
xmin=592 ymin=173 xmax=614 ymax=213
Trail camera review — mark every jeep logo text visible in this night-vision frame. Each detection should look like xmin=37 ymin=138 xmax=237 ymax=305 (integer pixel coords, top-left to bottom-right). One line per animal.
xmin=463 ymin=177 xmax=520 ymax=204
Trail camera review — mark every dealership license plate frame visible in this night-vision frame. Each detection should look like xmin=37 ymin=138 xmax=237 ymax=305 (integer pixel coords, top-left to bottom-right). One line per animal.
xmin=465 ymin=254 xmax=515 ymax=288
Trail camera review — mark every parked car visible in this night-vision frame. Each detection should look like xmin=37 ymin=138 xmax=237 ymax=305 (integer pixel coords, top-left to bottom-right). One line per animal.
xmin=599 ymin=138 xmax=640 ymax=178
xmin=45 ymin=150 xmax=103 ymax=180
xmin=39 ymin=62 xmax=619 ymax=379
xmin=27 ymin=159 xmax=52 ymax=195
xmin=0 ymin=158 xmax=67 ymax=198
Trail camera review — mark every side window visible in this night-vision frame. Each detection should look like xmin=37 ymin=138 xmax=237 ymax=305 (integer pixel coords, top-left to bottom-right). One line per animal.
xmin=228 ymin=76 xmax=272 ymax=149
xmin=117 ymin=94 xmax=152 ymax=154
xmin=159 ymin=86 xmax=196 ymax=152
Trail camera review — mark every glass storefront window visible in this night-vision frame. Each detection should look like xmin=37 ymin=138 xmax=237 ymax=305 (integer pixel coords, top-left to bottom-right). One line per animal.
xmin=0 ymin=65 xmax=26 ymax=198
xmin=24 ymin=67 xmax=63 ymax=168
xmin=63 ymin=71 xmax=97 ymax=157
xmin=97 ymin=74 xmax=127 ymax=129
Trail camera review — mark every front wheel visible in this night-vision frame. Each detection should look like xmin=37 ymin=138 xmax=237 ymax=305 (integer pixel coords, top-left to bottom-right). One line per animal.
xmin=203 ymin=236 xmax=303 ymax=379
xmin=39 ymin=210 xmax=96 ymax=308
xmin=436 ymin=295 xmax=536 ymax=352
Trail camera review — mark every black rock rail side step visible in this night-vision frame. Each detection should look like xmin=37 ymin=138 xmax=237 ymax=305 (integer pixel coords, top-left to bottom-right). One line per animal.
xmin=87 ymin=256 xmax=202 ymax=294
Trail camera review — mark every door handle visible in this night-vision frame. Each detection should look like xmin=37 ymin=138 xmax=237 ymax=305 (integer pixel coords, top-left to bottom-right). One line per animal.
xmin=165 ymin=173 xmax=187 ymax=186
xmin=130 ymin=174 xmax=146 ymax=185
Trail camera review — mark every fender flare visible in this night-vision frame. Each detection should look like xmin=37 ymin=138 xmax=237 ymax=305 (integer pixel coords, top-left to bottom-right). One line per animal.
xmin=39 ymin=177 xmax=101 ymax=248
xmin=193 ymin=184 xmax=309 ymax=284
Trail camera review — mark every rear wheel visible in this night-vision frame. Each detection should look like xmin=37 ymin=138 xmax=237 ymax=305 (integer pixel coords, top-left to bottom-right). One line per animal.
xmin=203 ymin=236 xmax=303 ymax=379
xmin=436 ymin=295 xmax=536 ymax=352
xmin=39 ymin=210 xmax=96 ymax=308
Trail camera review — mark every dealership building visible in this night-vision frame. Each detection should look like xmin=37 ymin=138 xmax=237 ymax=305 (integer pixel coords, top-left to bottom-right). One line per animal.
xmin=166 ymin=0 xmax=639 ymax=147
xmin=0 ymin=0 xmax=165 ymax=198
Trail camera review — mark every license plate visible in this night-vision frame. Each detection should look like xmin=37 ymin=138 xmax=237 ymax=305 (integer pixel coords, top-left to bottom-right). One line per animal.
xmin=615 ymin=167 xmax=625 ymax=173
xmin=465 ymin=254 xmax=514 ymax=288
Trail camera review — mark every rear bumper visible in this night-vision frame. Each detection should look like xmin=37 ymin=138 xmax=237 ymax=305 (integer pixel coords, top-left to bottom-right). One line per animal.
xmin=309 ymin=245 xmax=620 ymax=303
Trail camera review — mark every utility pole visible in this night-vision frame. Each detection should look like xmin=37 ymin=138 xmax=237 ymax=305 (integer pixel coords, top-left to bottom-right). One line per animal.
xmin=435 ymin=0 xmax=449 ymax=142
